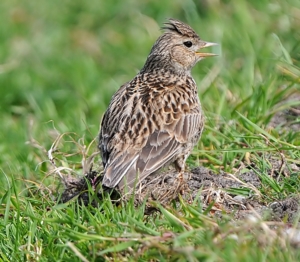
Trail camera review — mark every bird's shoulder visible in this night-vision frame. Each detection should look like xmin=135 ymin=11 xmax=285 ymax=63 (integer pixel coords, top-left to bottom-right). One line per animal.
xmin=100 ymin=72 xmax=202 ymax=151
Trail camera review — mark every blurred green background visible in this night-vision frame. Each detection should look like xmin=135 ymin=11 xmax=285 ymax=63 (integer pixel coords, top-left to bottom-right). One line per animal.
xmin=0 ymin=0 xmax=299 ymax=191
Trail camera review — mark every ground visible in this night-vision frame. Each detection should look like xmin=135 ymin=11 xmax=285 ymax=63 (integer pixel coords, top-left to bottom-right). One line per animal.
xmin=1 ymin=0 xmax=300 ymax=260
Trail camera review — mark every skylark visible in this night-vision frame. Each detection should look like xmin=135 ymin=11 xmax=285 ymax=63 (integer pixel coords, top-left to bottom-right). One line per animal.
xmin=99 ymin=18 xmax=217 ymax=192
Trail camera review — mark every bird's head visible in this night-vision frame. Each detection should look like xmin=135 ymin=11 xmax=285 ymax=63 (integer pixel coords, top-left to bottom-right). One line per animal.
xmin=142 ymin=18 xmax=217 ymax=74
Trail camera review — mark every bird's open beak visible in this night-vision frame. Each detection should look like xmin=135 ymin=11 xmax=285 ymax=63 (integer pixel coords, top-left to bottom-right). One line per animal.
xmin=196 ymin=41 xmax=218 ymax=58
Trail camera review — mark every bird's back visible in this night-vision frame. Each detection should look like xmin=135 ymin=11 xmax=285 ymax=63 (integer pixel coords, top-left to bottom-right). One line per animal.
xmin=99 ymin=70 xmax=204 ymax=190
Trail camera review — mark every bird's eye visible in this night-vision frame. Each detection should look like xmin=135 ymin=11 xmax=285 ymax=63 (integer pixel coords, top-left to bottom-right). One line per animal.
xmin=183 ymin=41 xmax=193 ymax=48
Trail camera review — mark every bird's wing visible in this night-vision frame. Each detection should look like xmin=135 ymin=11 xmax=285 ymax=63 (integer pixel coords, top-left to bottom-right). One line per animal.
xmin=102 ymin=112 xmax=203 ymax=190
xmin=102 ymin=130 xmax=181 ymax=189
xmin=100 ymin=78 xmax=203 ymax=190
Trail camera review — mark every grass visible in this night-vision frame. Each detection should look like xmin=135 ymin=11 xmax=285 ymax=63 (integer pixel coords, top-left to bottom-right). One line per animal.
xmin=1 ymin=0 xmax=300 ymax=261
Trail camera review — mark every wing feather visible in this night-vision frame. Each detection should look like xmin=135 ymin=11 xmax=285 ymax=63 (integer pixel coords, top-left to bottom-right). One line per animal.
xmin=99 ymin=76 xmax=204 ymax=191
xmin=102 ymin=113 xmax=202 ymax=190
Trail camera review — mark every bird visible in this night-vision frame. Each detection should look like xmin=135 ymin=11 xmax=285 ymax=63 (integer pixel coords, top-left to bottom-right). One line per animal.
xmin=99 ymin=18 xmax=217 ymax=193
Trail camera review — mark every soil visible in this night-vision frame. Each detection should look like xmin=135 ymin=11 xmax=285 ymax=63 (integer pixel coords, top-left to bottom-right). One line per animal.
xmin=268 ymin=92 xmax=300 ymax=132
xmin=59 ymin=160 xmax=300 ymax=224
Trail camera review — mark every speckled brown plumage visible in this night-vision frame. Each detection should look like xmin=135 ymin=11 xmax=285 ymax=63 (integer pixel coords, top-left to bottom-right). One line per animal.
xmin=99 ymin=18 xmax=217 ymax=191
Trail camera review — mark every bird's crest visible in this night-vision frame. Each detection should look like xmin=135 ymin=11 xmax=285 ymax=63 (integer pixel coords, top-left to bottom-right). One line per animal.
xmin=162 ymin=18 xmax=199 ymax=38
